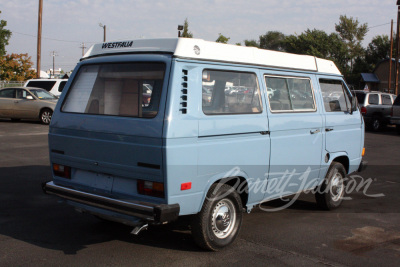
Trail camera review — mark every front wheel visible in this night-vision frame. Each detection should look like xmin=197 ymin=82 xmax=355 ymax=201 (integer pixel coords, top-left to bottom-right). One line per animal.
xmin=315 ymin=162 xmax=346 ymax=210
xmin=191 ymin=184 xmax=243 ymax=251
xmin=40 ymin=109 xmax=53 ymax=125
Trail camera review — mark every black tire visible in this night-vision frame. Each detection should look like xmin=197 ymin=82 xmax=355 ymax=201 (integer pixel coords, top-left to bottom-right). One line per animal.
xmin=191 ymin=184 xmax=243 ymax=251
xmin=315 ymin=162 xmax=346 ymax=210
xmin=371 ymin=116 xmax=382 ymax=132
xmin=40 ymin=109 xmax=53 ymax=125
xmin=396 ymin=125 xmax=400 ymax=135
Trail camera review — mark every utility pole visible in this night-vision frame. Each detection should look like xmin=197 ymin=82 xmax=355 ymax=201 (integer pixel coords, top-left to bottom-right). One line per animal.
xmin=80 ymin=42 xmax=87 ymax=57
xmin=395 ymin=1 xmax=400 ymax=95
xmin=389 ymin=20 xmax=393 ymax=93
xmin=36 ymin=0 xmax=43 ymax=78
xmin=51 ymin=51 xmax=58 ymax=78
xmin=99 ymin=23 xmax=106 ymax=42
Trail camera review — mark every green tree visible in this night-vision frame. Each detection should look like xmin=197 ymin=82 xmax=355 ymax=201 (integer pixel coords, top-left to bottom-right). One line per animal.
xmin=259 ymin=31 xmax=287 ymax=51
xmin=0 ymin=10 xmax=12 ymax=56
xmin=244 ymin=39 xmax=259 ymax=48
xmin=216 ymin=33 xmax=230 ymax=44
xmin=365 ymin=35 xmax=390 ymax=68
xmin=0 ymin=53 xmax=36 ymax=81
xmin=182 ymin=18 xmax=193 ymax=38
xmin=352 ymin=35 xmax=391 ymax=85
xmin=335 ymin=15 xmax=368 ymax=71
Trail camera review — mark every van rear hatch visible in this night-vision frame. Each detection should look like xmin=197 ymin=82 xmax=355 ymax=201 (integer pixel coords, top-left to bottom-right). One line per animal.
xmin=48 ymin=55 xmax=171 ymax=203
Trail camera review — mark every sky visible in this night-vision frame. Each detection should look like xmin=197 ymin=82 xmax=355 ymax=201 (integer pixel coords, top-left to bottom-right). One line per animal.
xmin=0 ymin=0 xmax=398 ymax=72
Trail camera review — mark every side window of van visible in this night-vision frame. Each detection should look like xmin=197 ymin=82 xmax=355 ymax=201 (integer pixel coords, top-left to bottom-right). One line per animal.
xmin=62 ymin=63 xmax=165 ymax=118
xmin=202 ymin=70 xmax=262 ymax=115
xmin=58 ymin=81 xmax=67 ymax=92
xmin=320 ymin=79 xmax=351 ymax=112
xmin=265 ymin=76 xmax=315 ymax=112
xmin=26 ymin=81 xmax=56 ymax=92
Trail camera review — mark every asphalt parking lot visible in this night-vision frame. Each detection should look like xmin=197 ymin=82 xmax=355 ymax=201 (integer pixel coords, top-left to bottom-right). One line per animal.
xmin=0 ymin=119 xmax=399 ymax=266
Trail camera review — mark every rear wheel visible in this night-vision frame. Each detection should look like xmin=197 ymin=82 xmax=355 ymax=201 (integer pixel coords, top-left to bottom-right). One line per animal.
xmin=40 ymin=109 xmax=53 ymax=125
xmin=396 ymin=125 xmax=400 ymax=135
xmin=371 ymin=116 xmax=382 ymax=132
xmin=191 ymin=184 xmax=243 ymax=251
xmin=315 ymin=162 xmax=346 ymax=210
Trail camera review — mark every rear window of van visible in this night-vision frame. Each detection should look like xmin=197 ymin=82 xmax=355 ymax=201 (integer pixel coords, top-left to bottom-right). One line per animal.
xmin=62 ymin=63 xmax=165 ymax=118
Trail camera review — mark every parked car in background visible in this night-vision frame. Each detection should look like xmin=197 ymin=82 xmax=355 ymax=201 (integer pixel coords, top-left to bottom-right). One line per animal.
xmin=0 ymin=87 xmax=58 ymax=124
xmin=354 ymin=90 xmax=397 ymax=131
xmin=24 ymin=79 xmax=68 ymax=97
xmin=390 ymin=95 xmax=400 ymax=134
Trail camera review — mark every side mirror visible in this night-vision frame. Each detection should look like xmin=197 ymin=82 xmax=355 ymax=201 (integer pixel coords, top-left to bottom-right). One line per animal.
xmin=349 ymin=95 xmax=357 ymax=114
xmin=26 ymin=95 xmax=34 ymax=100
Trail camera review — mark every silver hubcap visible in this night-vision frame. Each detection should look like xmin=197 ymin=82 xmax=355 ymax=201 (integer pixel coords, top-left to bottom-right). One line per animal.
xmin=330 ymin=171 xmax=344 ymax=202
xmin=41 ymin=111 xmax=52 ymax=124
xmin=211 ymin=199 xmax=236 ymax=239
xmin=373 ymin=119 xmax=379 ymax=130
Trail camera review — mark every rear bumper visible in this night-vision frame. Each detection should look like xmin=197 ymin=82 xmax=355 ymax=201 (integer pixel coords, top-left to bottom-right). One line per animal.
xmin=42 ymin=181 xmax=179 ymax=224
xmin=390 ymin=117 xmax=400 ymax=125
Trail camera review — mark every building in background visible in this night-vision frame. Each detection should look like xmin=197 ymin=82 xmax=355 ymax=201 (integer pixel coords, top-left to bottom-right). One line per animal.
xmin=361 ymin=59 xmax=399 ymax=94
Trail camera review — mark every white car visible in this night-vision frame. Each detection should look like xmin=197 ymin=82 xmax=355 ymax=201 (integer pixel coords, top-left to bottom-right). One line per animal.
xmin=24 ymin=79 xmax=68 ymax=97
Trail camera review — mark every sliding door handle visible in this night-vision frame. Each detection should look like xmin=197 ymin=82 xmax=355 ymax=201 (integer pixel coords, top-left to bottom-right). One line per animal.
xmin=310 ymin=129 xmax=320 ymax=134
xmin=326 ymin=128 xmax=334 ymax=132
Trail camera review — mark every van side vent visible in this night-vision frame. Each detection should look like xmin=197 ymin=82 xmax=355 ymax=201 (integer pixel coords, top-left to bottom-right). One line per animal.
xmin=180 ymin=69 xmax=188 ymax=114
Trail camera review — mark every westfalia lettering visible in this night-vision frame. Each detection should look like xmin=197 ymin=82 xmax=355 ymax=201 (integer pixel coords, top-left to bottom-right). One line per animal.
xmin=102 ymin=41 xmax=133 ymax=49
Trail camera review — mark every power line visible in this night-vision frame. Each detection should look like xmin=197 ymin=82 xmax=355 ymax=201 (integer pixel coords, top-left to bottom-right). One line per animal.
xmin=12 ymin=31 xmax=96 ymax=44
xmin=368 ymin=22 xmax=392 ymax=30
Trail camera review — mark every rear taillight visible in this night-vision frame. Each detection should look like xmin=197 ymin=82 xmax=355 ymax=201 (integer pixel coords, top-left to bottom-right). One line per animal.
xmin=53 ymin=163 xmax=71 ymax=179
xmin=137 ymin=180 xmax=164 ymax=198
xmin=361 ymin=106 xmax=367 ymax=115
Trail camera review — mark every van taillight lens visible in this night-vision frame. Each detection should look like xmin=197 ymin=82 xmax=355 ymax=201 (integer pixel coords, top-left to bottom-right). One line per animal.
xmin=361 ymin=106 xmax=367 ymax=115
xmin=53 ymin=163 xmax=71 ymax=179
xmin=137 ymin=180 xmax=164 ymax=198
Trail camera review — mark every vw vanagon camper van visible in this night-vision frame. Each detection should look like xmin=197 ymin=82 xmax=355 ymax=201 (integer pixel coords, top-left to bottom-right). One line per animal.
xmin=43 ymin=38 xmax=366 ymax=251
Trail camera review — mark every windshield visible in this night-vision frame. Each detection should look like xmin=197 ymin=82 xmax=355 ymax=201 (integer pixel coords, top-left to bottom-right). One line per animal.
xmin=62 ymin=62 xmax=165 ymax=118
xmin=29 ymin=89 xmax=57 ymax=100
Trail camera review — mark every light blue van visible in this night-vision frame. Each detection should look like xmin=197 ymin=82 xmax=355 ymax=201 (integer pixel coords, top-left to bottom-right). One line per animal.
xmin=43 ymin=38 xmax=366 ymax=251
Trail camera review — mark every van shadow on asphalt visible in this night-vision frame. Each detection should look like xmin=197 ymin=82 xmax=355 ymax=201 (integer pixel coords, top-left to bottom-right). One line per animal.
xmin=0 ymin=164 xmax=398 ymax=254
xmin=0 ymin=165 xmax=200 ymax=254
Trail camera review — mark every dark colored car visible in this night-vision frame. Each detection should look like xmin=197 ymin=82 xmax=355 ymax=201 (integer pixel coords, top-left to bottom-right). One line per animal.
xmin=354 ymin=90 xmax=397 ymax=131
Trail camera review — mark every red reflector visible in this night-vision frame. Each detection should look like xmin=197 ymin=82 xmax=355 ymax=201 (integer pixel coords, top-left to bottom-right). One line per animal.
xmin=181 ymin=182 xmax=192 ymax=191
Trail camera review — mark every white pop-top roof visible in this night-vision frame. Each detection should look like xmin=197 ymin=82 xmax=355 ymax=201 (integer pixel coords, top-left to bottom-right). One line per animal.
xmin=83 ymin=38 xmax=341 ymax=75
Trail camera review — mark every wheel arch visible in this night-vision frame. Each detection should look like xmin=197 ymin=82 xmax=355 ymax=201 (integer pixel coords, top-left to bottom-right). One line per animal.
xmin=331 ymin=155 xmax=349 ymax=174
xmin=198 ymin=173 xmax=249 ymax=213
xmin=39 ymin=107 xmax=53 ymax=116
